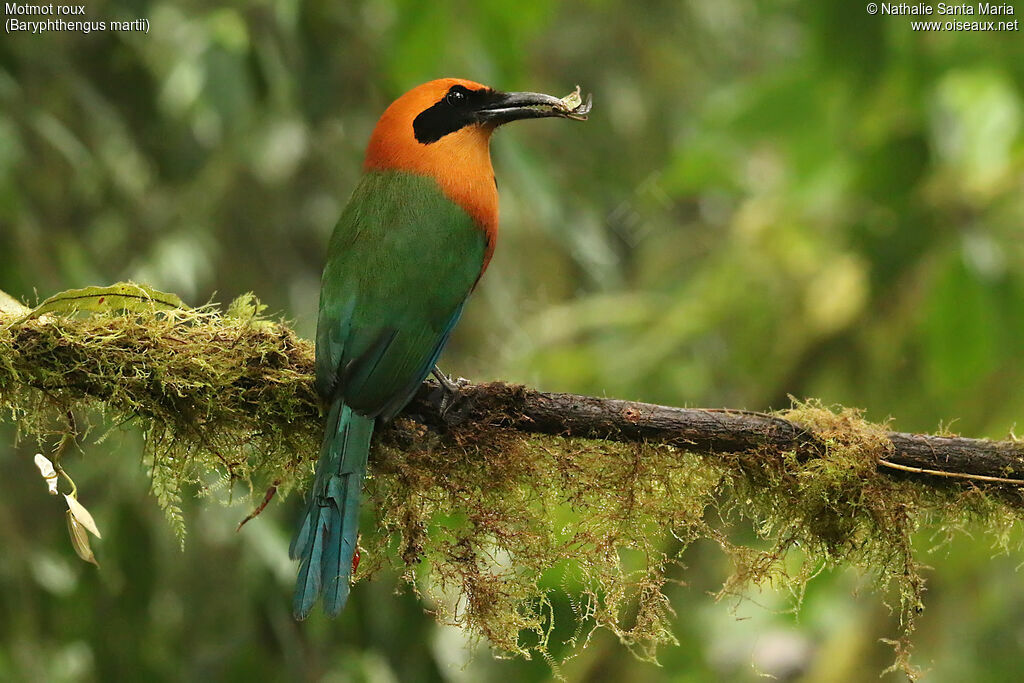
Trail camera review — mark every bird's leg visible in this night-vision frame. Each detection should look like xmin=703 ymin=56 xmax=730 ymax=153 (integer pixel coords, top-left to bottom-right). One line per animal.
xmin=431 ymin=366 xmax=464 ymax=416
xmin=432 ymin=366 xmax=460 ymax=393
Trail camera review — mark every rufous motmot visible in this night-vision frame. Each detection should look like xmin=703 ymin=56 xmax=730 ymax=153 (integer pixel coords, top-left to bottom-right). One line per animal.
xmin=290 ymin=78 xmax=590 ymax=619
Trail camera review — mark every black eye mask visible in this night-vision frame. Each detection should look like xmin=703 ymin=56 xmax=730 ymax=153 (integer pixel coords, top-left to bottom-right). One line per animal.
xmin=412 ymin=86 xmax=497 ymax=144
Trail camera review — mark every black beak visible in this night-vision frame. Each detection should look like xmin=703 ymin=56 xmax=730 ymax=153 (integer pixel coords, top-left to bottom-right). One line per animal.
xmin=477 ymin=89 xmax=592 ymax=125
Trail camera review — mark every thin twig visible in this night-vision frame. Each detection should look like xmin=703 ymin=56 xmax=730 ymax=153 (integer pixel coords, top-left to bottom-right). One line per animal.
xmin=877 ymin=458 xmax=1024 ymax=486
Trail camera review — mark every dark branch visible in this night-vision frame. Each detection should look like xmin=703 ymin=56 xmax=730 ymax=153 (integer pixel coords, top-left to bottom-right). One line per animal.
xmin=403 ymin=381 xmax=1024 ymax=489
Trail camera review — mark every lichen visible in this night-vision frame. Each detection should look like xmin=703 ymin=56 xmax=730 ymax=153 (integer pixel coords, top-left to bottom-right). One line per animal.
xmin=2 ymin=298 xmax=1023 ymax=678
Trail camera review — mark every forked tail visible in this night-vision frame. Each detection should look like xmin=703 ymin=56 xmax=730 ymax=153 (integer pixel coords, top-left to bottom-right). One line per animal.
xmin=289 ymin=399 xmax=373 ymax=619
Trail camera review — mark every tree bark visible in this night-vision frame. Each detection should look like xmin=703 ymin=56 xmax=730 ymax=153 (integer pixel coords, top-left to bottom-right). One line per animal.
xmin=405 ymin=381 xmax=1024 ymax=489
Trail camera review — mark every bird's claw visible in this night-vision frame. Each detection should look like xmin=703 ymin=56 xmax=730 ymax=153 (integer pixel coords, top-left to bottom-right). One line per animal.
xmin=431 ymin=367 xmax=469 ymax=418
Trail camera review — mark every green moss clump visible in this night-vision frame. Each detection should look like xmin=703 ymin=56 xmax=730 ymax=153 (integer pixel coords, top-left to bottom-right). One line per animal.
xmin=0 ymin=298 xmax=319 ymax=544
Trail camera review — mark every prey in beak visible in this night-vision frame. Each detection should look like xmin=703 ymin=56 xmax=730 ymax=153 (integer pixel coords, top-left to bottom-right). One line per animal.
xmin=477 ymin=86 xmax=593 ymax=124
xmin=413 ymin=82 xmax=593 ymax=144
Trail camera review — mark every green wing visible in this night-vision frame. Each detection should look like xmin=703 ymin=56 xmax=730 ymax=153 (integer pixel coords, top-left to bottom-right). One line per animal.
xmin=315 ymin=170 xmax=487 ymax=418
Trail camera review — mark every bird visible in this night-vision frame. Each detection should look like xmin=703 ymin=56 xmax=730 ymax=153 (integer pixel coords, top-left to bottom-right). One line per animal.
xmin=289 ymin=78 xmax=591 ymax=620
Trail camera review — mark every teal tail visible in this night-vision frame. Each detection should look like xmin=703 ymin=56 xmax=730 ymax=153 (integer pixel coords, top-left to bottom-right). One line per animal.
xmin=289 ymin=399 xmax=373 ymax=619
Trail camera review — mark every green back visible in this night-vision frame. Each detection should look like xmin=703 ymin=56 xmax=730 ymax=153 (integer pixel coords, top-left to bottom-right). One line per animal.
xmin=315 ymin=170 xmax=487 ymax=418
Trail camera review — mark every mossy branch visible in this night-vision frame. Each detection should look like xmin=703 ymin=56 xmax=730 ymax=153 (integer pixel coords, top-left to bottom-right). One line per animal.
xmin=409 ymin=383 xmax=1024 ymax=489
xmin=2 ymin=287 xmax=1023 ymax=678
xmin=4 ymin=302 xmax=1018 ymax=490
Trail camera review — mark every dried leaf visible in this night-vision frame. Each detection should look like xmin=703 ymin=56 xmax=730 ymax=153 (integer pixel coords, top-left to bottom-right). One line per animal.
xmin=66 ymin=510 xmax=99 ymax=566
xmin=64 ymin=494 xmax=102 ymax=538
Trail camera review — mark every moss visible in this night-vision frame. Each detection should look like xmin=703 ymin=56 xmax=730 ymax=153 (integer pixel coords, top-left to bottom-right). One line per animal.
xmin=0 ymin=298 xmax=320 ymax=544
xmin=2 ymin=299 xmax=1023 ymax=678
xmin=365 ymin=401 xmax=1023 ymax=677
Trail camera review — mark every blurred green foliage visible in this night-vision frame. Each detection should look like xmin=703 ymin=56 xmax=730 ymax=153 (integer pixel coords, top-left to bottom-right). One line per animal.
xmin=1 ymin=0 xmax=1023 ymax=680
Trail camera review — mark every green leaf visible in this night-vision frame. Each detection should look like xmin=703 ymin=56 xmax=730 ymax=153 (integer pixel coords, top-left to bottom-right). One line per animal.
xmin=225 ymin=292 xmax=268 ymax=321
xmin=10 ymin=282 xmax=186 ymax=326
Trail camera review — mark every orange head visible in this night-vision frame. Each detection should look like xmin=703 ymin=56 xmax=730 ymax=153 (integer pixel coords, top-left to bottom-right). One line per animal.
xmin=364 ymin=78 xmax=589 ymax=267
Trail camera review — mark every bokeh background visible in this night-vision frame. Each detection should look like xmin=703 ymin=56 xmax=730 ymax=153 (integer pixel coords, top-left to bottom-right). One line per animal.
xmin=2 ymin=0 xmax=1024 ymax=680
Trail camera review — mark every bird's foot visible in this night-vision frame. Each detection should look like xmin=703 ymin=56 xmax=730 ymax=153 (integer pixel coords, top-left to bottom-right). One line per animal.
xmin=431 ymin=366 xmax=469 ymax=418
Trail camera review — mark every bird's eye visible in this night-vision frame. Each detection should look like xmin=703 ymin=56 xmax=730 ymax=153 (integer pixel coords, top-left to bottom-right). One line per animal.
xmin=446 ymin=86 xmax=468 ymax=107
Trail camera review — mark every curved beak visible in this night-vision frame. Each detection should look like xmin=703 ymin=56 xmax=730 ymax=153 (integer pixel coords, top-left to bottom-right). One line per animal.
xmin=477 ymin=87 xmax=592 ymax=125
